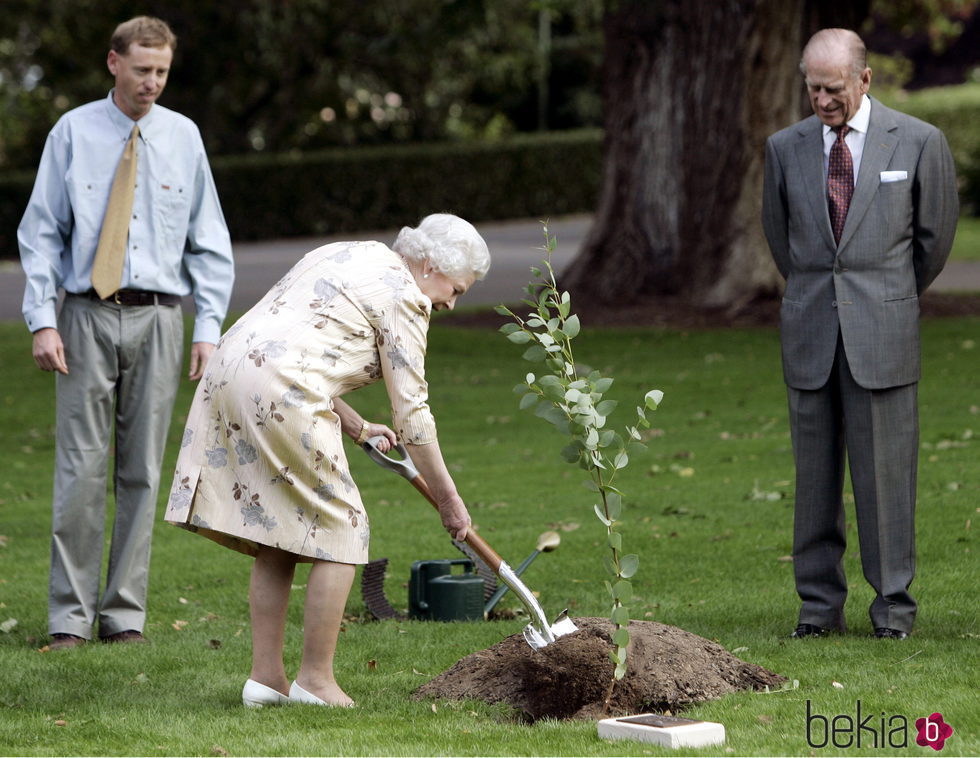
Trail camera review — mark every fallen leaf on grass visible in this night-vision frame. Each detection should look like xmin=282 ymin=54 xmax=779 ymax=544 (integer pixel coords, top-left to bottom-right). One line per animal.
xmin=208 ymin=639 xmax=222 ymax=649
xmin=1 ymin=618 xmax=17 ymax=633
xmin=172 ymin=620 xmax=189 ymax=631
xmin=832 ymin=681 xmax=844 ymax=689
xmin=54 ymin=720 xmax=67 ymax=727
xmin=367 ymin=659 xmax=377 ymax=670
xmin=777 ymin=555 xmax=793 ymax=562
xmin=757 ymin=714 xmax=773 ymax=723
xmin=134 ymin=673 xmax=149 ymax=684
xmin=0 ymin=535 xmax=8 ymax=547
xmin=431 ymin=703 xmax=438 ymax=713
xmin=412 ymin=668 xmax=429 ymax=676
xmin=178 ymin=597 xmax=188 ymax=605
xmin=211 ymin=746 xmax=229 ymax=756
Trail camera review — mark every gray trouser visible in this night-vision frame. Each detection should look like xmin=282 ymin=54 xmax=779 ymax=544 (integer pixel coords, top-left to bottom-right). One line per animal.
xmin=49 ymin=294 xmax=183 ymax=638
xmin=787 ymin=338 xmax=918 ymax=634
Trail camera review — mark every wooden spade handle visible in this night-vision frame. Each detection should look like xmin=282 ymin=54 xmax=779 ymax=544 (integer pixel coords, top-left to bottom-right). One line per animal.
xmin=407 ymin=473 xmax=503 ymax=573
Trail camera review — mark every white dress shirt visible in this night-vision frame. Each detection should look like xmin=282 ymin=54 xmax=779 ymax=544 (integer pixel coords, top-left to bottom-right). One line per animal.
xmin=18 ymin=91 xmax=234 ymax=343
xmin=822 ymin=94 xmax=872 ymax=184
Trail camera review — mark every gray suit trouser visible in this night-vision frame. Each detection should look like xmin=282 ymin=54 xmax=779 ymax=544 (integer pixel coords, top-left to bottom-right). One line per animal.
xmin=49 ymin=294 xmax=183 ymax=639
xmin=787 ymin=337 xmax=918 ymax=634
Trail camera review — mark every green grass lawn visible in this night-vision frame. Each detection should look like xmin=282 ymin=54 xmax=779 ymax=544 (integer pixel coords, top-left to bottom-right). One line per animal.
xmin=0 ymin=313 xmax=977 ymax=756
xmin=953 ymin=215 xmax=980 ymax=261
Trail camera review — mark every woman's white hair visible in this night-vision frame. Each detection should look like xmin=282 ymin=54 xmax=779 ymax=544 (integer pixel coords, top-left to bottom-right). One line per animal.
xmin=392 ymin=213 xmax=491 ymax=281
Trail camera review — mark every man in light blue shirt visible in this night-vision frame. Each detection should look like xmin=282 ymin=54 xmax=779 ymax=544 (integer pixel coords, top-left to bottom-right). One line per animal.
xmin=18 ymin=16 xmax=234 ymax=650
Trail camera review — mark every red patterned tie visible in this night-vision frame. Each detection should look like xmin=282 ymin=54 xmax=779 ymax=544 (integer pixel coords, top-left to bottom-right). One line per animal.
xmin=827 ymin=125 xmax=853 ymax=245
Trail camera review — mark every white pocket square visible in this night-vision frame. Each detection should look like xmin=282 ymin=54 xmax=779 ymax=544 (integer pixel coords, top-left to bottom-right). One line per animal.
xmin=880 ymin=170 xmax=908 ymax=183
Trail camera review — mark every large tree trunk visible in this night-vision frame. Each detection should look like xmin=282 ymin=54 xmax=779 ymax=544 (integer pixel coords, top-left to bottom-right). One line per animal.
xmin=561 ymin=0 xmax=820 ymax=310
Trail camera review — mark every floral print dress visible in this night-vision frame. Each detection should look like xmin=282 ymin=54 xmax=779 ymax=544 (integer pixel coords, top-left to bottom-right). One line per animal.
xmin=164 ymin=241 xmax=437 ymax=563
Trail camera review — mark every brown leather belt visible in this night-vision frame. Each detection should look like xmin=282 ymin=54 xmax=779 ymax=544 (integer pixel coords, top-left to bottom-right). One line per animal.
xmin=77 ymin=289 xmax=181 ymax=306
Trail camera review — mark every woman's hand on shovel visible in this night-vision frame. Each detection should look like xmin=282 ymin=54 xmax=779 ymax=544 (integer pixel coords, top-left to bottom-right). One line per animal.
xmin=436 ymin=494 xmax=472 ymax=541
xmin=404 ymin=439 xmax=471 ymax=541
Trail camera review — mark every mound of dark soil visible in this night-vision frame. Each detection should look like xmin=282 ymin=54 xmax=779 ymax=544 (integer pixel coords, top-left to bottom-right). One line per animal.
xmin=414 ymin=617 xmax=785 ymax=722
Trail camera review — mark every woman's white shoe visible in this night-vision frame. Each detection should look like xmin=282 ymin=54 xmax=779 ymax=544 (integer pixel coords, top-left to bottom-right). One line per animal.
xmin=289 ymin=680 xmax=355 ymax=708
xmin=242 ymin=678 xmax=290 ymax=708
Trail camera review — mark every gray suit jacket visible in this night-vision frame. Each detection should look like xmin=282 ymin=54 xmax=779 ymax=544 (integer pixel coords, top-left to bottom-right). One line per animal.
xmin=762 ymin=98 xmax=958 ymax=390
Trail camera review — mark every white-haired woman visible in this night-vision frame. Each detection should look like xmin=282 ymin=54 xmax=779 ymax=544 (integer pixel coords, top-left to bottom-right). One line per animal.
xmin=164 ymin=213 xmax=489 ymax=708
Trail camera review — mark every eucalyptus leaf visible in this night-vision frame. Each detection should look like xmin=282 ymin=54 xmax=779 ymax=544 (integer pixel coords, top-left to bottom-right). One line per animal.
xmin=603 ymin=554 xmax=617 ymax=576
xmin=613 ymin=628 xmax=630 ymax=648
xmin=645 ymin=389 xmax=665 ymax=409
xmin=543 ymin=383 xmax=565 ymax=402
xmin=596 ymin=399 xmax=618 ymax=416
xmin=594 ymin=504 xmax=611 ymax=526
xmin=541 ymin=407 xmax=567 ymax=428
xmin=519 ymin=393 xmax=538 ymax=410
xmin=593 ymin=376 xmax=614 ymax=393
xmin=620 ymin=554 xmax=639 ymax=578
xmin=612 ymin=606 xmax=630 ymax=626
xmin=522 ymin=345 xmax=547 ymax=362
xmin=506 ymin=331 xmax=531 ymax=344
xmin=585 ymin=427 xmax=599 ymax=450
xmin=613 ymin=580 xmax=633 ymax=601
xmin=606 ymin=494 xmax=622 ymax=522
xmin=608 ymin=531 xmax=622 ymax=551
xmin=615 ymin=659 xmax=628 ymax=680
xmin=564 ymin=314 xmax=581 ymax=338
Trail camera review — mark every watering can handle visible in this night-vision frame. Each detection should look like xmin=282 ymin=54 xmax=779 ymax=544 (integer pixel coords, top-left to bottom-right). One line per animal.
xmin=362 ymin=436 xmax=503 ymax=573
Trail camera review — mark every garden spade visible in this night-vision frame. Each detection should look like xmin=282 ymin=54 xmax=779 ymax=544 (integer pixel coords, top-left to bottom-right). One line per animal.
xmin=483 ymin=530 xmax=561 ymax=615
xmin=362 ymin=437 xmax=578 ymax=650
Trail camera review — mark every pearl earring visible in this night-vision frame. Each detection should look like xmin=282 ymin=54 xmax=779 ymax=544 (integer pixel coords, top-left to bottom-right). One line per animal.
xmin=423 ymin=273 xmax=429 ymax=279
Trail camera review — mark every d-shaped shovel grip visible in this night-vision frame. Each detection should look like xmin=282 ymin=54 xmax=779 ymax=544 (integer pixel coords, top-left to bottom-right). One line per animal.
xmin=362 ymin=436 xmax=503 ymax=573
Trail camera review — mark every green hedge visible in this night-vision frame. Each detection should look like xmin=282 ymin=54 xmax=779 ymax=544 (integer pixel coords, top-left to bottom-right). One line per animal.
xmin=3 ymin=85 xmax=979 ymax=260
xmin=0 ymin=130 xmax=602 ymax=258
xmin=878 ymin=83 xmax=980 ymax=214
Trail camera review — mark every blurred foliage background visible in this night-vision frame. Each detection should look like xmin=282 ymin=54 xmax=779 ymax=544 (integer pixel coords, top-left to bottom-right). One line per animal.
xmin=2 ymin=0 xmax=978 ymax=171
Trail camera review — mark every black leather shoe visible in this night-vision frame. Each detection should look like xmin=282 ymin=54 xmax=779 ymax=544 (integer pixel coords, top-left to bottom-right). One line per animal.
xmin=47 ymin=633 xmax=87 ymax=650
xmin=874 ymin=627 xmax=908 ymax=640
xmin=101 ymin=630 xmax=148 ymax=644
xmin=790 ymin=623 xmax=830 ymax=638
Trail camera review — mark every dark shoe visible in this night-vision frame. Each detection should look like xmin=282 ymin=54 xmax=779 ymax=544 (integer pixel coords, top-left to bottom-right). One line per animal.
xmin=101 ymin=630 xmax=147 ymax=644
xmin=48 ymin=633 xmax=87 ymax=650
xmin=790 ymin=623 xmax=831 ymax=638
xmin=874 ymin=627 xmax=908 ymax=640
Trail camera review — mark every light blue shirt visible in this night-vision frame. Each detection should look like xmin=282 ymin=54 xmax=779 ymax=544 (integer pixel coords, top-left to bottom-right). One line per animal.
xmin=18 ymin=91 xmax=234 ymax=343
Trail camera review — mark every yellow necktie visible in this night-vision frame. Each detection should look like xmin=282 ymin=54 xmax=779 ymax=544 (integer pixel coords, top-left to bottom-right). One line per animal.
xmin=91 ymin=124 xmax=140 ymax=298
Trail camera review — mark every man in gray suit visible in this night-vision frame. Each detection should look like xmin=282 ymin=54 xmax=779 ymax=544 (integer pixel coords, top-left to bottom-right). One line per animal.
xmin=762 ymin=28 xmax=958 ymax=640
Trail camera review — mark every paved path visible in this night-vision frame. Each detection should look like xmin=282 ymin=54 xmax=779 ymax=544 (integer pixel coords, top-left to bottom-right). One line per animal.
xmin=2 ymin=213 xmax=978 ymax=322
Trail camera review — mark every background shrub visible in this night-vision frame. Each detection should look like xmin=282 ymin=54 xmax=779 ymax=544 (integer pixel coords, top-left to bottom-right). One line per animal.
xmin=3 ymin=82 xmax=979 ymax=260
xmin=0 ymin=130 xmax=602 ymax=258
